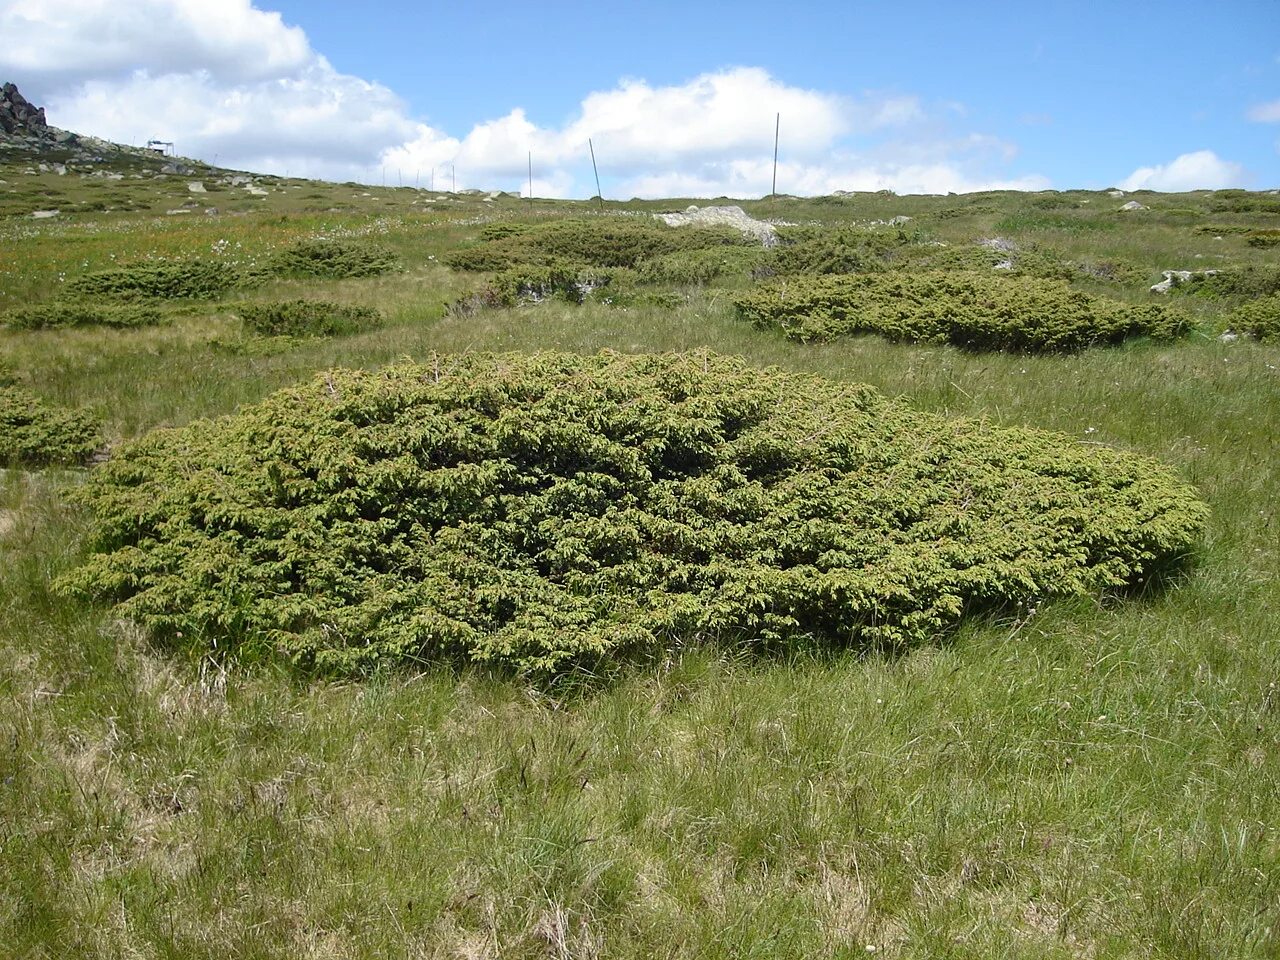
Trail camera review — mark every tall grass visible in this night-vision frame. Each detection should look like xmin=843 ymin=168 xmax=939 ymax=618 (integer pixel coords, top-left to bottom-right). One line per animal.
xmin=2 ymin=162 xmax=1279 ymax=957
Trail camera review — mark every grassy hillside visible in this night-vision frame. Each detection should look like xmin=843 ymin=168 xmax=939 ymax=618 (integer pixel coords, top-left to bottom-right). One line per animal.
xmin=2 ymin=137 xmax=1278 ymax=958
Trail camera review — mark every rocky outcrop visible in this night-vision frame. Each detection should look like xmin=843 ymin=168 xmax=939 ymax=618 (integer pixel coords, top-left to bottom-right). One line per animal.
xmin=655 ymin=205 xmax=780 ymax=247
xmin=1 ymin=83 xmax=48 ymax=137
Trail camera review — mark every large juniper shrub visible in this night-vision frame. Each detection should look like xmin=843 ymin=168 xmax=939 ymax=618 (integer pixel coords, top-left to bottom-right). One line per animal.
xmin=735 ymin=272 xmax=1187 ymax=351
xmin=0 ymin=385 xmax=100 ymax=466
xmin=61 ymin=352 xmax=1206 ymax=675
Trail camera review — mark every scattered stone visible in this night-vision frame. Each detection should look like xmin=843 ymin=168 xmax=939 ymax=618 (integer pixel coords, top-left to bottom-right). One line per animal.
xmin=1218 ymin=330 xmax=1239 ymax=343
xmin=204 ymin=207 xmax=218 ymax=216
xmin=887 ymin=215 xmax=913 ymax=226
xmin=166 ymin=208 xmax=192 ymax=215
xmin=245 ymin=186 xmax=268 ymax=196
xmin=187 ymin=181 xmax=206 ymax=193
xmin=30 ymin=209 xmax=58 ymax=219
xmin=1108 ymin=189 xmax=1126 ymax=198
xmin=1150 ymin=269 xmax=1219 ymax=294
xmin=655 ymin=204 xmax=779 ymax=247
xmin=1120 ymin=200 xmax=1147 ymax=211
xmin=979 ymin=237 xmax=1018 ymax=252
xmin=993 ymin=259 xmax=1015 ymax=270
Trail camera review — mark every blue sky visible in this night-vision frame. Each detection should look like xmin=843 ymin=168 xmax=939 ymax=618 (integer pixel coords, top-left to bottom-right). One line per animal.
xmin=2 ymin=0 xmax=1278 ymax=196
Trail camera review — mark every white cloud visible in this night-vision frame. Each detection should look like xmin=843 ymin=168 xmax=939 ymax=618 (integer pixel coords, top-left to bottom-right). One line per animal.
xmin=1 ymin=0 xmax=309 ymax=87
xmin=0 ymin=0 xmax=1048 ymax=197
xmin=1119 ymin=150 xmax=1247 ymax=192
xmin=1248 ymin=100 xmax=1280 ymax=123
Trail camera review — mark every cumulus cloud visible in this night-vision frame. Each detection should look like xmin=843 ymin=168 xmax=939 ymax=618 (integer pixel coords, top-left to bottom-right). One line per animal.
xmin=1118 ymin=150 xmax=1247 ymax=192
xmin=0 ymin=0 xmax=1050 ymax=196
xmin=1 ymin=0 xmax=309 ymax=87
xmin=1247 ymin=100 xmax=1280 ymax=123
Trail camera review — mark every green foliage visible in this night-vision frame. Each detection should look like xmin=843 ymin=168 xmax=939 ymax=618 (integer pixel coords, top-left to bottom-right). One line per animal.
xmin=235 ymin=299 xmax=383 ymax=337
xmin=1209 ymin=192 xmax=1280 ymax=214
xmin=445 ymin=218 xmax=749 ymax=273
xmin=267 ymin=238 xmax=401 ymax=279
xmin=734 ymin=272 xmax=1187 ymax=352
xmin=1171 ymin=265 xmax=1280 ymax=300
xmin=635 ymin=247 xmax=765 ymax=285
xmin=768 ymin=227 xmax=908 ymax=275
xmin=68 ymin=260 xmax=238 ymax=300
xmin=61 ymin=352 xmax=1206 ymax=675
xmin=1228 ymin=294 xmax=1280 ymax=341
xmin=2 ymin=300 xmax=164 ymax=330
xmin=1246 ymin=231 xmax=1280 ymax=249
xmin=0 ymin=385 xmax=100 ymax=466
xmin=451 ymin=262 xmax=621 ymax=313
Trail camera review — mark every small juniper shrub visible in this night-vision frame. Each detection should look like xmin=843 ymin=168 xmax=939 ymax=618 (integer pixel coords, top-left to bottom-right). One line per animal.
xmin=69 ymin=260 xmax=239 ymax=300
xmin=445 ymin=219 xmax=750 ymax=273
xmin=1228 ymin=294 xmax=1280 ymax=341
xmin=1169 ymin=265 xmax=1280 ymax=300
xmin=60 ymin=351 xmax=1207 ymax=675
xmin=2 ymin=300 xmax=165 ymax=329
xmin=635 ymin=247 xmax=766 ymax=285
xmin=450 ymin=262 xmax=626 ymax=314
xmin=266 ymin=238 xmax=402 ymax=279
xmin=735 ymin=272 xmax=1187 ymax=352
xmin=235 ymin=299 xmax=383 ymax=338
xmin=0 ymin=385 xmax=101 ymax=467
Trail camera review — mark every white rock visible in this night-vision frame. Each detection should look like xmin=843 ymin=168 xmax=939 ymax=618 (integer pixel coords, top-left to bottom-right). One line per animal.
xmin=1108 ymin=189 xmax=1125 ymax=198
xmin=30 ymin=209 xmax=58 ymax=219
xmin=166 ymin=208 xmax=192 ymax=215
xmin=655 ymin=204 xmax=779 ymax=247
xmin=1218 ymin=330 xmax=1239 ymax=343
xmin=887 ymin=215 xmax=913 ymax=226
xmin=245 ymin=186 xmax=268 ymax=196
xmin=1150 ymin=269 xmax=1219 ymax=294
xmin=187 ymin=181 xmax=206 ymax=193
xmin=1119 ymin=200 xmax=1147 ymax=211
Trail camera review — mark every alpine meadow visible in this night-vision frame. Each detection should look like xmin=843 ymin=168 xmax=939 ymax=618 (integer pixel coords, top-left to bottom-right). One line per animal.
xmin=2 ymin=84 xmax=1280 ymax=960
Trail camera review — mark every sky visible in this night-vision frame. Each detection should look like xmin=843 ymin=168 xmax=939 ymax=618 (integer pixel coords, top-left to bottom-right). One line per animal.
xmin=1 ymin=0 xmax=1278 ymax=198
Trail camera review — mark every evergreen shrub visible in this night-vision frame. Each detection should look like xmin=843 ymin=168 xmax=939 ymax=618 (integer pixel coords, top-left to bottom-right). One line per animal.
xmin=0 ymin=385 xmax=100 ymax=466
xmin=267 ymin=238 xmax=402 ymax=279
xmin=1229 ymin=294 xmax=1280 ymax=341
xmin=61 ymin=352 xmax=1207 ymax=674
xmin=236 ymin=299 xmax=383 ymax=337
xmin=3 ymin=301 xmax=164 ymax=329
xmin=69 ymin=261 xmax=237 ymax=300
xmin=735 ymin=272 xmax=1186 ymax=351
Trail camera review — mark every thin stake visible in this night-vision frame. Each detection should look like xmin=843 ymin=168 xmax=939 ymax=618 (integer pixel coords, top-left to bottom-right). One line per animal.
xmin=528 ymin=150 xmax=533 ymax=205
xmin=589 ymin=138 xmax=603 ymax=212
xmin=771 ymin=112 xmax=780 ymax=197
xmin=451 ymin=163 xmax=455 ymax=193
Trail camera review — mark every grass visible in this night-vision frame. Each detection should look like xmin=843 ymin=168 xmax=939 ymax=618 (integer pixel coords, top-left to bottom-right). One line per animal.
xmin=2 ymin=138 xmax=1279 ymax=958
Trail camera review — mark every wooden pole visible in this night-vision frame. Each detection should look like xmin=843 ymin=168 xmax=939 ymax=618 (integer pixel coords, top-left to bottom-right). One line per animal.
xmin=771 ymin=112 xmax=780 ymax=198
xmin=589 ymin=138 xmax=603 ymax=212
xmin=528 ymin=150 xmax=533 ymax=204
